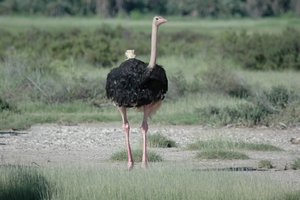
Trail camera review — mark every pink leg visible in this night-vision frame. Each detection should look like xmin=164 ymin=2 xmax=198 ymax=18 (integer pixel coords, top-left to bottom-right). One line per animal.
xmin=118 ymin=107 xmax=134 ymax=170
xmin=141 ymin=104 xmax=152 ymax=169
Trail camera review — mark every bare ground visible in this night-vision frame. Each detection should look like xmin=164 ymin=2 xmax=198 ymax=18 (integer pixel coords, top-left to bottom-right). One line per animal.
xmin=1 ymin=123 xmax=300 ymax=190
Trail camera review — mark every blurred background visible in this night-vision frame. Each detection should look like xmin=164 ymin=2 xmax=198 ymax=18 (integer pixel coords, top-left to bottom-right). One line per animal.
xmin=0 ymin=0 xmax=300 ymax=18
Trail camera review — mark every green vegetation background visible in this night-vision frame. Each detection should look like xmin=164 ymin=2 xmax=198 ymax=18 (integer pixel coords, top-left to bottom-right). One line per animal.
xmin=0 ymin=10 xmax=300 ymax=130
xmin=1 ymin=0 xmax=300 ymax=18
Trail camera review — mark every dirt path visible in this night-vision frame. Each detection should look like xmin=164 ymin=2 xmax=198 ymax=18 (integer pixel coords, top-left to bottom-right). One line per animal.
xmin=1 ymin=123 xmax=300 ymax=189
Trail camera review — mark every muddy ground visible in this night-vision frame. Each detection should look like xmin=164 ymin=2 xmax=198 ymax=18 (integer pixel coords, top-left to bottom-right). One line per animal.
xmin=1 ymin=123 xmax=300 ymax=190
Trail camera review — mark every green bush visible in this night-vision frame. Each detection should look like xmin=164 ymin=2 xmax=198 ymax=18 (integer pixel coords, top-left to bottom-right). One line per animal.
xmin=264 ymin=85 xmax=298 ymax=109
xmin=196 ymin=83 xmax=299 ymax=126
xmin=0 ymin=26 xmax=206 ymax=67
xmin=196 ymin=102 xmax=271 ymax=126
xmin=220 ymin=28 xmax=300 ymax=70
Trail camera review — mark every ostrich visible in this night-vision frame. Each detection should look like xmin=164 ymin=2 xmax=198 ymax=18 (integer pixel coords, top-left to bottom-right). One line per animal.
xmin=105 ymin=16 xmax=168 ymax=169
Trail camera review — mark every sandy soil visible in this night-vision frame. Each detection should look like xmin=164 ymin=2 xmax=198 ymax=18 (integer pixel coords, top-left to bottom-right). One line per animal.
xmin=1 ymin=123 xmax=300 ymax=190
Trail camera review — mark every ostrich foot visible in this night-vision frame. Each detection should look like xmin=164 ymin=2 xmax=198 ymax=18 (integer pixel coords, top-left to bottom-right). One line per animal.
xmin=128 ymin=162 xmax=134 ymax=170
xmin=141 ymin=162 xmax=148 ymax=169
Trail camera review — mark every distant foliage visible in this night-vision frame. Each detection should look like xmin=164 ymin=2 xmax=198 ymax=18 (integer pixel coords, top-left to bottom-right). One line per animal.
xmin=220 ymin=28 xmax=300 ymax=70
xmin=0 ymin=0 xmax=300 ymax=17
xmin=3 ymin=27 xmax=300 ymax=71
xmin=0 ymin=27 xmax=205 ymax=67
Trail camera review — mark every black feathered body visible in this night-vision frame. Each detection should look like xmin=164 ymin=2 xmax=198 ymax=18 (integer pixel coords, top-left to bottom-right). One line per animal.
xmin=106 ymin=58 xmax=168 ymax=108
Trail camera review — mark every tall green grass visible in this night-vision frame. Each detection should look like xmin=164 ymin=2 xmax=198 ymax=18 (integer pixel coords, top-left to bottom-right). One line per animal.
xmin=0 ymin=165 xmax=53 ymax=200
xmin=2 ymin=161 xmax=300 ymax=199
xmin=1 ymin=165 xmax=296 ymax=200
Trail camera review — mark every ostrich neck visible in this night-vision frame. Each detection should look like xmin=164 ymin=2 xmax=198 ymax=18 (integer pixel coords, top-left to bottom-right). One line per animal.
xmin=148 ymin=23 xmax=158 ymax=69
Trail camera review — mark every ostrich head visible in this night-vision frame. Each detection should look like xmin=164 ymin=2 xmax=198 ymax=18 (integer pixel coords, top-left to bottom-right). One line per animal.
xmin=125 ymin=50 xmax=136 ymax=59
xmin=153 ymin=16 xmax=167 ymax=27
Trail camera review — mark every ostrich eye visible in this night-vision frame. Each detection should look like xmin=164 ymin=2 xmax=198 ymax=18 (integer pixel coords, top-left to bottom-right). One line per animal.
xmin=155 ymin=17 xmax=158 ymax=20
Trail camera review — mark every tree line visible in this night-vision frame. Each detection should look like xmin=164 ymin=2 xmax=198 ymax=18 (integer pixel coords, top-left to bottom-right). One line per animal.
xmin=0 ymin=0 xmax=299 ymax=18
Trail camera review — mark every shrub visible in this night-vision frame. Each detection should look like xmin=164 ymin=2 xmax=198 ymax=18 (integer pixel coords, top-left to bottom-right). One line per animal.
xmin=196 ymin=102 xmax=272 ymax=126
xmin=0 ymin=27 xmax=211 ymax=68
xmin=197 ymin=64 xmax=252 ymax=98
xmin=53 ymin=73 xmax=107 ymax=103
xmin=265 ymin=85 xmax=293 ymax=109
xmin=219 ymin=28 xmax=300 ymax=70
xmin=167 ymin=70 xmax=187 ymax=100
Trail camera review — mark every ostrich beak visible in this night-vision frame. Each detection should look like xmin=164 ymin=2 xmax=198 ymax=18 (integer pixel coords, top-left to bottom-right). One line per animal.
xmin=161 ymin=18 xmax=167 ymax=23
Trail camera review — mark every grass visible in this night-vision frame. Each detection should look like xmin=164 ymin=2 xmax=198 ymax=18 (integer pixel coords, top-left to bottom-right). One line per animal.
xmin=258 ymin=160 xmax=274 ymax=169
xmin=1 ymin=164 xmax=298 ymax=200
xmin=0 ymin=165 xmax=53 ymax=200
xmin=186 ymin=140 xmax=283 ymax=151
xmin=1 ymin=16 xmax=300 ymax=34
xmin=146 ymin=133 xmax=177 ymax=148
xmin=292 ymin=158 xmax=300 ymax=170
xmin=110 ymin=149 xmax=163 ymax=162
xmin=187 ymin=140 xmax=282 ymax=160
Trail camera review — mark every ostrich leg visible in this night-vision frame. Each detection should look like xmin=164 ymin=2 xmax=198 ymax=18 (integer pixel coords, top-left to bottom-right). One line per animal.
xmin=141 ymin=104 xmax=152 ymax=169
xmin=118 ymin=107 xmax=134 ymax=170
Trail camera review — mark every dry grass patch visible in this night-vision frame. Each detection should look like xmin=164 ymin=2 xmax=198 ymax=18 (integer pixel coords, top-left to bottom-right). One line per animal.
xmin=196 ymin=150 xmax=249 ymax=160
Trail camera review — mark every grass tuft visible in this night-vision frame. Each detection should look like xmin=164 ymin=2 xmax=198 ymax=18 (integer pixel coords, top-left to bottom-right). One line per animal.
xmin=110 ymin=149 xmax=163 ymax=162
xmin=258 ymin=159 xmax=273 ymax=169
xmin=147 ymin=133 xmax=177 ymax=148
xmin=187 ymin=140 xmax=283 ymax=151
xmin=292 ymin=158 xmax=300 ymax=170
xmin=196 ymin=150 xmax=250 ymax=160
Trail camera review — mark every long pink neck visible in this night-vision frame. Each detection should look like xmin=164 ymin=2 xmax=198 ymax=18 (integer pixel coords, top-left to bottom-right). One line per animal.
xmin=148 ymin=23 xmax=158 ymax=69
